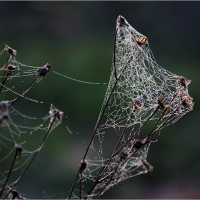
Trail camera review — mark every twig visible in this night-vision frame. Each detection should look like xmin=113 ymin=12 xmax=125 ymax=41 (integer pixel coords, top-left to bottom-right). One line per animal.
xmin=98 ymin=110 xmax=136 ymax=179
xmin=68 ymin=54 xmax=133 ymax=199
xmin=3 ymin=115 xmax=57 ymax=199
xmin=148 ymin=104 xmax=181 ymax=138
xmin=0 ymin=73 xmax=9 ymax=93
xmin=0 ymin=146 xmax=21 ymax=197
xmin=93 ymin=161 xmax=121 ymax=200
xmin=113 ymin=106 xmax=160 ymax=157
xmin=8 ymin=75 xmax=39 ymax=108
xmin=113 ymin=28 xmax=118 ymax=81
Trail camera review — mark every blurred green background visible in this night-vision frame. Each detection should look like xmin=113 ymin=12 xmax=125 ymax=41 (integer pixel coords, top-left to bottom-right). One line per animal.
xmin=0 ymin=1 xmax=200 ymax=199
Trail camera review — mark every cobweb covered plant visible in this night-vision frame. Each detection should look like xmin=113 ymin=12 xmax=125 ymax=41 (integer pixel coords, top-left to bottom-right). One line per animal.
xmin=0 ymin=44 xmax=64 ymax=199
xmin=68 ymin=15 xmax=194 ymax=199
xmin=0 ymin=15 xmax=194 ymax=200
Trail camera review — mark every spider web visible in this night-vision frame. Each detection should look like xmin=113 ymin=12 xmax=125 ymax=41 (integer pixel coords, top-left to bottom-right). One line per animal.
xmin=0 ymin=44 xmax=64 ymax=197
xmin=0 ymin=15 xmax=194 ymax=199
xmin=77 ymin=16 xmax=194 ymax=199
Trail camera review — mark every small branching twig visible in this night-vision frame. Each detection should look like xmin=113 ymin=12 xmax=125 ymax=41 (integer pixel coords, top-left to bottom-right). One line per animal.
xmin=3 ymin=107 xmax=63 ymax=199
xmin=68 ymin=55 xmax=133 ymax=200
xmin=8 ymin=63 xmax=51 ymax=108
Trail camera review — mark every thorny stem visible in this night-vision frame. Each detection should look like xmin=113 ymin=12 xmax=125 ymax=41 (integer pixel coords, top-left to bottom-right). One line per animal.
xmin=3 ymin=115 xmax=57 ymax=200
xmin=0 ymin=149 xmax=18 ymax=197
xmin=68 ymin=55 xmax=133 ymax=200
xmin=8 ymin=75 xmax=39 ymax=108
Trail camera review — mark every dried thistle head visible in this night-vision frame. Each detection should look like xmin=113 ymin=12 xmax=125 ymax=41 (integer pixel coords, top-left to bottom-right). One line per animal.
xmin=120 ymin=152 xmax=128 ymax=162
xmin=133 ymin=34 xmax=148 ymax=47
xmin=15 ymin=145 xmax=23 ymax=160
xmin=49 ymin=108 xmax=64 ymax=123
xmin=177 ymin=76 xmax=191 ymax=89
xmin=180 ymin=93 xmax=193 ymax=108
xmin=37 ymin=63 xmax=51 ymax=77
xmin=5 ymin=44 xmax=17 ymax=57
xmin=4 ymin=65 xmax=19 ymax=74
xmin=80 ymin=160 xmax=87 ymax=172
xmin=116 ymin=15 xmax=129 ymax=27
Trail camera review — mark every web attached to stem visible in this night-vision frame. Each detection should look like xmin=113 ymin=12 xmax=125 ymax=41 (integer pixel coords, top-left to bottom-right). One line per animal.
xmin=78 ymin=16 xmax=194 ymax=199
xmin=0 ymin=44 xmax=64 ymax=198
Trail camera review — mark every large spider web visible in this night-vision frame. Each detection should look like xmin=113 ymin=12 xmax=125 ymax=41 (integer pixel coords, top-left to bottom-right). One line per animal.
xmin=77 ymin=16 xmax=194 ymax=199
xmin=0 ymin=15 xmax=194 ymax=199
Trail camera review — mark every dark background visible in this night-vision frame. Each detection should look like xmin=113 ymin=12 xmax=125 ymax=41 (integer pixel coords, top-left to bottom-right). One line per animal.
xmin=0 ymin=1 xmax=200 ymax=199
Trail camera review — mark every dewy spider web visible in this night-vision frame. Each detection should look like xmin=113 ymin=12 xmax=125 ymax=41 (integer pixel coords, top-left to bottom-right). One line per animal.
xmin=0 ymin=44 xmax=64 ymax=197
xmin=74 ymin=16 xmax=194 ymax=199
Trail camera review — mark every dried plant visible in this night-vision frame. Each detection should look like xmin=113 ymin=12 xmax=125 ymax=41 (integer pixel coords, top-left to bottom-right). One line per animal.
xmin=0 ymin=15 xmax=193 ymax=200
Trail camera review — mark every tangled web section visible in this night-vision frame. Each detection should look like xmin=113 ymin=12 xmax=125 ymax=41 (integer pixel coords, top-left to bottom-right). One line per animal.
xmin=79 ymin=16 xmax=193 ymax=198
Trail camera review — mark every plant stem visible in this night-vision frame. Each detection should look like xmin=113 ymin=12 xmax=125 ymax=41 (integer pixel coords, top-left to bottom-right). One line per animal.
xmin=3 ymin=115 xmax=56 ymax=200
xmin=68 ymin=55 xmax=133 ymax=200
xmin=0 ymin=149 xmax=18 ymax=197
xmin=148 ymin=104 xmax=180 ymax=138
xmin=8 ymin=75 xmax=39 ymax=108
xmin=113 ymin=28 xmax=118 ymax=81
xmin=93 ymin=161 xmax=121 ymax=200
xmin=98 ymin=110 xmax=136 ymax=178
xmin=113 ymin=106 xmax=159 ymax=157
xmin=0 ymin=73 xmax=9 ymax=93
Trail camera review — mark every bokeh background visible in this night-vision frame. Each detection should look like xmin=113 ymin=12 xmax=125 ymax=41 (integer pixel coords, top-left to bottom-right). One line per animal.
xmin=0 ymin=1 xmax=200 ymax=199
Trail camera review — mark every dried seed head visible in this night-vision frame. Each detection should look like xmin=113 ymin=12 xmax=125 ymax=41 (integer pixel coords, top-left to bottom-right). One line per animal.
xmin=4 ymin=65 xmax=19 ymax=73
xmin=37 ymin=63 xmax=51 ymax=77
xmin=116 ymin=15 xmax=129 ymax=27
xmin=131 ymin=96 xmax=143 ymax=110
xmin=7 ymin=186 xmax=20 ymax=199
xmin=5 ymin=44 xmax=17 ymax=57
xmin=177 ymin=76 xmax=191 ymax=89
xmin=180 ymin=93 xmax=193 ymax=108
xmin=0 ymin=101 xmax=8 ymax=113
xmin=49 ymin=109 xmax=64 ymax=122
xmin=120 ymin=152 xmax=128 ymax=161
xmin=132 ymin=138 xmax=150 ymax=149
xmin=15 ymin=145 xmax=23 ymax=160
xmin=80 ymin=160 xmax=87 ymax=172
